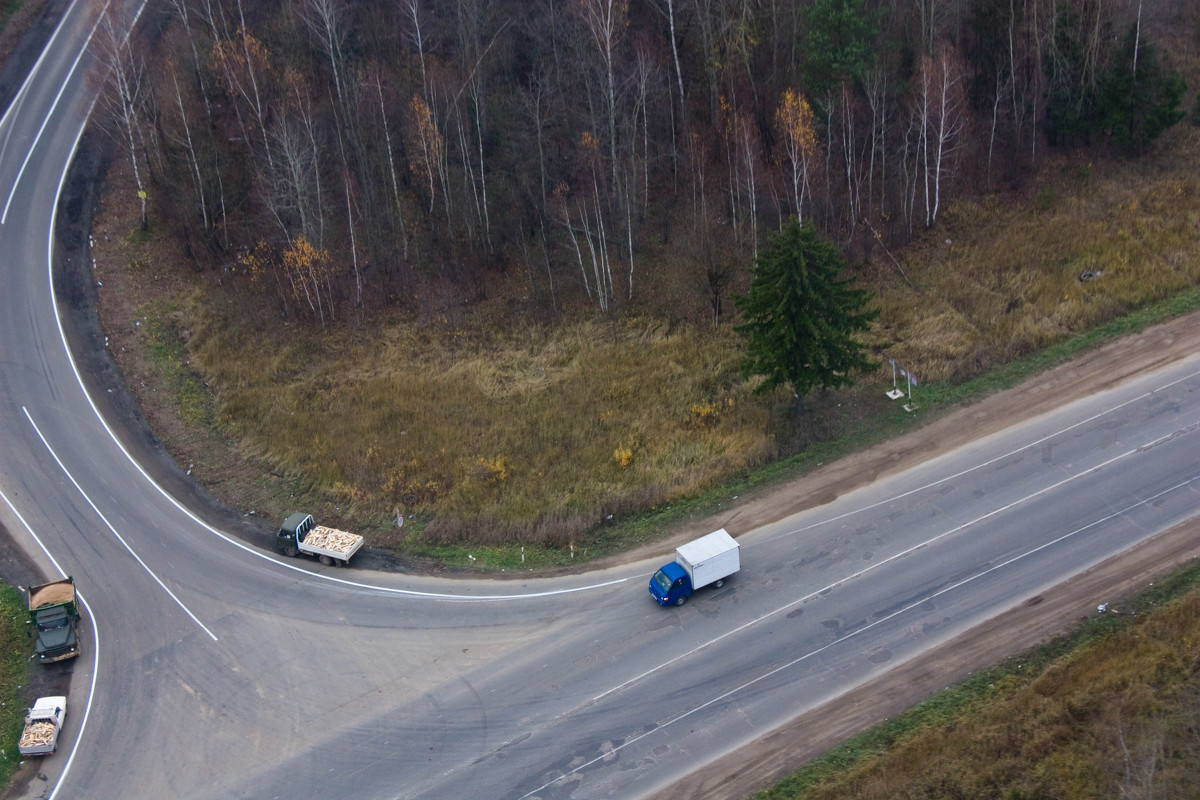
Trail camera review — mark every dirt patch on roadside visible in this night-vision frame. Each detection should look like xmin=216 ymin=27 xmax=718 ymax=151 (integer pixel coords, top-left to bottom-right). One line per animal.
xmin=670 ymin=516 xmax=1200 ymax=800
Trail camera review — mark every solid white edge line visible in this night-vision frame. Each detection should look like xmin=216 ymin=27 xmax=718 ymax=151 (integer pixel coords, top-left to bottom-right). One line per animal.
xmin=1 ymin=0 xmax=109 ymax=224
xmin=0 ymin=487 xmax=98 ymax=800
xmin=47 ymin=593 xmax=98 ymax=800
xmin=33 ymin=5 xmax=627 ymax=604
xmin=591 ymin=431 xmax=1183 ymax=708
xmin=0 ymin=0 xmax=86 ymax=133
xmin=24 ymin=407 xmax=218 ymax=641
xmin=523 ymin=472 xmax=1200 ymax=798
xmin=763 ymin=364 xmax=1200 ymax=546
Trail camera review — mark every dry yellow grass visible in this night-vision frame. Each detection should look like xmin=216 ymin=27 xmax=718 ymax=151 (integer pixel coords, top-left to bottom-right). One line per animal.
xmin=190 ymin=308 xmax=778 ymax=544
xmin=148 ymin=127 xmax=1200 ymax=547
xmin=772 ymin=582 xmax=1200 ymax=800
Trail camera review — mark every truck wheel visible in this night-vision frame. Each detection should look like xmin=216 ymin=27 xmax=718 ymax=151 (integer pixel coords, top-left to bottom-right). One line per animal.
xmin=319 ymin=555 xmax=334 ymax=566
xmin=675 ymin=595 xmax=687 ymax=606
xmin=284 ymin=546 xmax=299 ymax=558
xmin=715 ymin=579 xmax=725 ymax=588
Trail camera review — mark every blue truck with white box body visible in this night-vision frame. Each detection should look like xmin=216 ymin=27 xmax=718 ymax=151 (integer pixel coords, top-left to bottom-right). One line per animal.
xmin=649 ymin=529 xmax=740 ymax=606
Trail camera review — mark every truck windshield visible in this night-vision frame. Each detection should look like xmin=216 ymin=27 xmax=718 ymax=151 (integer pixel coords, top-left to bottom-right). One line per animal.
xmin=650 ymin=570 xmax=672 ymax=593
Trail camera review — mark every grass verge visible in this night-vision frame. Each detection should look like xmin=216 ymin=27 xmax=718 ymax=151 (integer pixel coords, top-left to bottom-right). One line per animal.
xmin=0 ymin=585 xmax=32 ymax=785
xmin=754 ymin=560 xmax=1200 ymax=799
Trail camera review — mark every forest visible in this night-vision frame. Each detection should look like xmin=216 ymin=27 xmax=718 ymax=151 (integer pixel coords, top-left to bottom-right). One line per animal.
xmin=97 ymin=0 xmax=1189 ymax=328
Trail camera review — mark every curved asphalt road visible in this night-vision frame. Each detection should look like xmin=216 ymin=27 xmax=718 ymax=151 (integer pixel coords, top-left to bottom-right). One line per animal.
xmin=1 ymin=4 xmax=1199 ymax=799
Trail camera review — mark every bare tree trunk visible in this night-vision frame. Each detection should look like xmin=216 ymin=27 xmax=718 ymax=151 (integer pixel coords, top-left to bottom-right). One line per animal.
xmin=97 ymin=6 xmax=150 ymax=230
xmin=988 ymin=69 xmax=1005 ymax=190
xmin=236 ymin=0 xmax=273 ymax=174
xmin=168 ymin=62 xmax=208 ymax=230
xmin=166 ymin=0 xmax=212 ymax=120
xmin=840 ymin=84 xmax=858 ymax=233
xmin=335 ymin=121 xmax=362 ymax=310
xmin=665 ymin=0 xmax=686 ymax=124
xmin=561 ymin=205 xmax=593 ymax=301
xmin=863 ymin=67 xmax=887 ymax=221
xmin=741 ymin=115 xmax=758 ymax=260
xmin=403 ymin=0 xmax=430 ymax=103
xmin=373 ymin=72 xmax=409 ymax=258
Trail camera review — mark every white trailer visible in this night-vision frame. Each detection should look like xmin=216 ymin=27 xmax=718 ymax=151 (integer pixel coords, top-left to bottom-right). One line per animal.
xmin=18 ymin=696 xmax=66 ymax=756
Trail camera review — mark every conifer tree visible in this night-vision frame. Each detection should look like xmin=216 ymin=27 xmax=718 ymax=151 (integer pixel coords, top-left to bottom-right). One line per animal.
xmin=734 ymin=219 xmax=878 ymax=412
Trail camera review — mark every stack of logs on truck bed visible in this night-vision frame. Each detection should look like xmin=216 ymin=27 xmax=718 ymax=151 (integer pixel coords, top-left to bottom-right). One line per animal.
xmin=19 ymin=722 xmax=56 ymax=749
xmin=307 ymin=527 xmax=359 ymax=553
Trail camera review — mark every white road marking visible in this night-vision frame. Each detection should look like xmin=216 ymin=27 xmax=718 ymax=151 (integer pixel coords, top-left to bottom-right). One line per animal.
xmin=1 ymin=0 xmax=109 ymax=224
xmin=761 ymin=365 xmax=1200 ymax=545
xmin=593 ymin=427 xmax=1195 ymax=708
xmin=0 ymin=486 xmax=99 ymax=800
xmin=26 ymin=20 xmax=626 ymax=603
xmin=525 ymin=471 xmax=1200 ymax=798
xmin=24 ymin=408 xmax=218 ymax=641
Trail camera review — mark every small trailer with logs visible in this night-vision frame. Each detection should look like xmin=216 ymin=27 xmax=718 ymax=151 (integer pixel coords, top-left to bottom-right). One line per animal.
xmin=18 ymin=696 xmax=66 ymax=756
xmin=276 ymin=513 xmax=364 ymax=566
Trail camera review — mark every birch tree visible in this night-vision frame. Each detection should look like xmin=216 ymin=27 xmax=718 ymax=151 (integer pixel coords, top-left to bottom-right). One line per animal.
xmin=775 ymin=88 xmax=819 ymax=224
xmin=576 ymin=0 xmax=627 ymax=197
xmin=95 ymin=3 xmax=152 ymax=230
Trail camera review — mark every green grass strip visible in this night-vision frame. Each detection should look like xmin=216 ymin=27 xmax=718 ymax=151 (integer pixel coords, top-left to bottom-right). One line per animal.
xmin=0 ymin=584 xmax=34 ymax=784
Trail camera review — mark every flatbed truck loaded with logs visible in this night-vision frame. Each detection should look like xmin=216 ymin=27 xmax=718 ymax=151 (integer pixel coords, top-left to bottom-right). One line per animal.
xmin=276 ymin=513 xmax=364 ymax=566
xmin=26 ymin=578 xmax=81 ymax=663
xmin=18 ymin=696 xmax=67 ymax=756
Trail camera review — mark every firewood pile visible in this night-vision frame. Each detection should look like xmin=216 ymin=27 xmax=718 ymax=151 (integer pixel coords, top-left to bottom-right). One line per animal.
xmin=19 ymin=721 xmax=56 ymax=748
xmin=306 ymin=526 xmax=361 ymax=554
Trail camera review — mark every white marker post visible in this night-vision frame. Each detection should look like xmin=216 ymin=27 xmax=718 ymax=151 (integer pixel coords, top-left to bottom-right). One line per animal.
xmin=900 ymin=366 xmax=918 ymax=412
xmin=886 ymin=359 xmax=905 ymax=399
xmin=886 ymin=360 xmax=918 ymax=411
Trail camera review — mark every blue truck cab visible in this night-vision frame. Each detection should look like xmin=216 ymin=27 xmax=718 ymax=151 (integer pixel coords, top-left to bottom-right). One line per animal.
xmin=649 ymin=561 xmax=691 ymax=606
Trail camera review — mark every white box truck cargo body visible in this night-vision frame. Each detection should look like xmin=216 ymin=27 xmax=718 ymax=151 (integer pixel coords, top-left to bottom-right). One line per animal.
xmin=676 ymin=529 xmax=740 ymax=589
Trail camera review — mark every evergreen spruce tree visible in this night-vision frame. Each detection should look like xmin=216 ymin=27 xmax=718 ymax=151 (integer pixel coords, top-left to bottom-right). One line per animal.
xmin=1098 ymin=26 xmax=1187 ymax=154
xmin=734 ymin=219 xmax=878 ymax=412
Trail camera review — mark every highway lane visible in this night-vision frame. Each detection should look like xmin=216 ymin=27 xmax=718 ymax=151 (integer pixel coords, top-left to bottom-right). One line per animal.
xmin=214 ymin=359 xmax=1200 ymax=800
xmin=1 ymin=3 xmax=1198 ymax=799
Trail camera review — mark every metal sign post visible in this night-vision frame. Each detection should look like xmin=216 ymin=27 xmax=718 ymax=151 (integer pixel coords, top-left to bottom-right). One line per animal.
xmin=886 ymin=359 xmax=905 ymax=399
xmin=886 ymin=359 xmax=918 ymax=411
